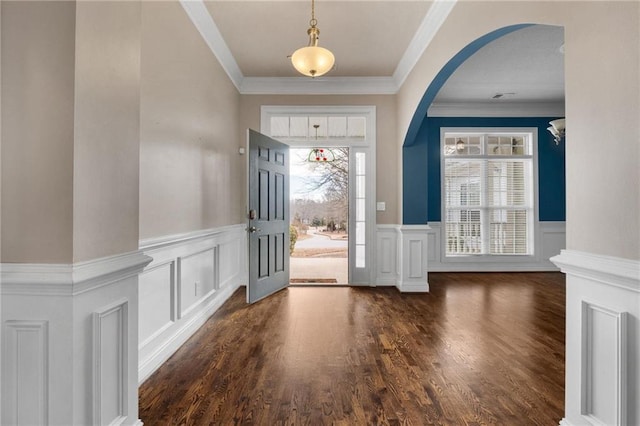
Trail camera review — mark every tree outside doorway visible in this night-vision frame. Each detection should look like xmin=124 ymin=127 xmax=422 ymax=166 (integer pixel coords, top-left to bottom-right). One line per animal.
xmin=289 ymin=147 xmax=348 ymax=284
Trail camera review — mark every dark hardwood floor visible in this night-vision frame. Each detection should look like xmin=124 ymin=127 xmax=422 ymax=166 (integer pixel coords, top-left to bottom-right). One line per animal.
xmin=139 ymin=272 xmax=565 ymax=425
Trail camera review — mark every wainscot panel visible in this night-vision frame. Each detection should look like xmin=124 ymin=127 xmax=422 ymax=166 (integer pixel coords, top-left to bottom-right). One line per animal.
xmin=3 ymin=320 xmax=49 ymax=425
xmin=426 ymin=221 xmax=565 ymax=271
xmin=552 ymin=250 xmax=639 ymax=426
xmin=376 ymin=225 xmax=399 ymax=286
xmin=138 ymin=224 xmax=247 ymax=383
xmin=1 ymin=251 xmax=152 ymax=425
xmin=374 ymin=225 xmax=430 ymax=292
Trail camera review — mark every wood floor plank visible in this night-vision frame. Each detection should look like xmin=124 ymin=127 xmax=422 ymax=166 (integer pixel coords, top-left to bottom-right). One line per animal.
xmin=139 ymin=272 xmax=565 ymax=425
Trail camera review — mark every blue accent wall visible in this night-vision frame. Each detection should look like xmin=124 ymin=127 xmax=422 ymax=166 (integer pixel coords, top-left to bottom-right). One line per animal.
xmin=403 ymin=117 xmax=566 ymax=224
xmin=402 ymin=24 xmax=532 ymax=148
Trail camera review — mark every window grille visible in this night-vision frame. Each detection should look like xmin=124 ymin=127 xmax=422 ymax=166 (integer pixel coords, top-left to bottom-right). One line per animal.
xmin=443 ymin=131 xmax=534 ymax=256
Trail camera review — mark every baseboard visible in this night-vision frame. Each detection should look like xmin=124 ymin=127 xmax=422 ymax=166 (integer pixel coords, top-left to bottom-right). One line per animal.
xmin=427 ymin=221 xmax=564 ymax=272
xmin=138 ymin=281 xmax=239 ymax=383
xmin=428 ymin=263 xmax=562 ymax=272
xmin=375 ymin=277 xmax=398 ymax=286
xmin=397 ymin=281 xmax=429 ymax=292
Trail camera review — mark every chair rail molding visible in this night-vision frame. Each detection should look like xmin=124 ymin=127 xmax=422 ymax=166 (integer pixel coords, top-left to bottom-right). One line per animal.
xmin=552 ymin=249 xmax=640 ymax=426
xmin=1 ymin=251 xmax=152 ymax=425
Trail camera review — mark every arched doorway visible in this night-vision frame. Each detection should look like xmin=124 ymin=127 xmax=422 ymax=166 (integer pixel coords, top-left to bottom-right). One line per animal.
xmin=402 ymin=24 xmax=566 ymax=272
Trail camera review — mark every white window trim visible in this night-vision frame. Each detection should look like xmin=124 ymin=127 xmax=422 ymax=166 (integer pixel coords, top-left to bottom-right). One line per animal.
xmin=260 ymin=105 xmax=377 ymax=285
xmin=439 ymin=127 xmax=540 ymax=263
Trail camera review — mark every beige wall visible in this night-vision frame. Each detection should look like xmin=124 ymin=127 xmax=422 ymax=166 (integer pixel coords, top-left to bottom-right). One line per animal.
xmin=73 ymin=1 xmax=142 ymax=262
xmin=139 ymin=1 xmax=243 ymax=240
xmin=1 ymin=0 xmax=244 ymax=260
xmin=564 ymin=2 xmax=639 ymax=261
xmin=1 ymin=1 xmax=76 ymax=263
xmin=239 ymin=95 xmax=399 ymax=224
xmin=4 ymin=0 xmax=637 ymax=261
xmin=397 ymin=1 xmax=640 ymax=261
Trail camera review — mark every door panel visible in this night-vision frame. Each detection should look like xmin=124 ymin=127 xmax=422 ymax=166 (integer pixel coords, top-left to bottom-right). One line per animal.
xmin=247 ymin=129 xmax=290 ymax=303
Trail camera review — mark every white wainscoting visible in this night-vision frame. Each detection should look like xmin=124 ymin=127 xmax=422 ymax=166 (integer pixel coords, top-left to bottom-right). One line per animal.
xmin=376 ymin=225 xmax=399 ymax=286
xmin=93 ymin=299 xmax=129 ymax=426
xmin=3 ymin=320 xmax=49 ymax=426
xmin=425 ymin=221 xmax=565 ymax=271
xmin=552 ymin=250 xmax=640 ymax=426
xmin=376 ymin=222 xmax=565 ymax=285
xmin=375 ymin=225 xmax=430 ymax=292
xmin=138 ymin=224 xmax=247 ymax=383
xmin=398 ymin=225 xmax=431 ymax=292
xmin=1 ymin=251 xmax=152 ymax=426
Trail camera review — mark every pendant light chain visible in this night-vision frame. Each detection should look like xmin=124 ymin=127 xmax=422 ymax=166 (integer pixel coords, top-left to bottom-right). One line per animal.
xmin=310 ymin=0 xmax=317 ymax=27
xmin=290 ymin=0 xmax=335 ymax=77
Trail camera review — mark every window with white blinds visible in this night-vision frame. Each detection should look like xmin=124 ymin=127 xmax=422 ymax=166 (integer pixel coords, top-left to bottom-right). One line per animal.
xmin=443 ymin=131 xmax=535 ymax=256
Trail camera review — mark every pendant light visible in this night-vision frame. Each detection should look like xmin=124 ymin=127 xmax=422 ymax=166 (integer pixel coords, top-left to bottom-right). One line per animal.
xmin=291 ymin=0 xmax=335 ymax=77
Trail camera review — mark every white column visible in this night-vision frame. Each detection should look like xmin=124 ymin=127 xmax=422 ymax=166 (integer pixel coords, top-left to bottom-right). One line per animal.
xmin=552 ymin=250 xmax=640 ymax=426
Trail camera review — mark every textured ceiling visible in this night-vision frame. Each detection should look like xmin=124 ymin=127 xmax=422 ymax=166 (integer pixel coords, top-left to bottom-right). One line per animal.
xmin=434 ymin=24 xmax=565 ymax=103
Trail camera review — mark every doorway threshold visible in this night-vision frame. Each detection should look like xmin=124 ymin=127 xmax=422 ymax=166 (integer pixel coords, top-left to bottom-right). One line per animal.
xmin=290 ymin=278 xmax=338 ymax=284
xmin=289 ymin=279 xmax=350 ymax=286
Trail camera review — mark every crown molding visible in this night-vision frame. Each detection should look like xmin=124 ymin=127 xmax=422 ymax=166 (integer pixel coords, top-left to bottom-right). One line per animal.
xmin=428 ymin=101 xmax=565 ymax=117
xmin=182 ymin=0 xmax=457 ymax=95
xmin=392 ymin=0 xmax=457 ymax=89
xmin=179 ymin=0 xmax=243 ymax=91
xmin=240 ymin=77 xmax=398 ymax=95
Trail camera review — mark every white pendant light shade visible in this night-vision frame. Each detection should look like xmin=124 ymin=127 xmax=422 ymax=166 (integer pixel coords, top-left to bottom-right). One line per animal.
xmin=547 ymin=118 xmax=566 ymax=144
xmin=291 ymin=45 xmax=335 ymax=77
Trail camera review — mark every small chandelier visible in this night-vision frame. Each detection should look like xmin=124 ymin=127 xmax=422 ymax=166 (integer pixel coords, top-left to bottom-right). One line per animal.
xmin=290 ymin=0 xmax=335 ymax=77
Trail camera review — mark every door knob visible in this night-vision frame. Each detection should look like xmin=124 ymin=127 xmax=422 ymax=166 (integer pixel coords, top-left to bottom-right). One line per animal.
xmin=247 ymin=226 xmax=260 ymax=233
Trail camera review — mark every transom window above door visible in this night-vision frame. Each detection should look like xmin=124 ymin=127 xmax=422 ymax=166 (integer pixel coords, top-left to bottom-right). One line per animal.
xmin=270 ymin=116 xmax=366 ymax=141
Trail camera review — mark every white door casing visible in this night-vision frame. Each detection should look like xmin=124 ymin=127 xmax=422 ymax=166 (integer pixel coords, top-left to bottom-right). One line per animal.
xmin=260 ymin=106 xmax=377 ymax=285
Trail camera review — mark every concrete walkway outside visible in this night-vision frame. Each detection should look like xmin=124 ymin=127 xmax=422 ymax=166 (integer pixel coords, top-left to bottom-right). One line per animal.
xmin=290 ymin=257 xmax=348 ymax=284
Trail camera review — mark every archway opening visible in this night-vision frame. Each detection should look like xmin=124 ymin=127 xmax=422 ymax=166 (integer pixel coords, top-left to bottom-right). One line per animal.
xmin=402 ymin=24 xmax=566 ymax=271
